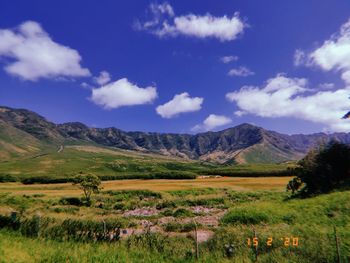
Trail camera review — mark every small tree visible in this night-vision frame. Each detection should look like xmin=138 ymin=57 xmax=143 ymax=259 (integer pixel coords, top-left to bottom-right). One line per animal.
xmin=288 ymin=141 xmax=350 ymax=196
xmin=286 ymin=177 xmax=302 ymax=194
xmin=73 ymin=174 xmax=102 ymax=205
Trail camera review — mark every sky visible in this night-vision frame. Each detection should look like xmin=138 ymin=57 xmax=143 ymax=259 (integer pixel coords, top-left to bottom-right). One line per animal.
xmin=1 ymin=0 xmax=350 ymax=135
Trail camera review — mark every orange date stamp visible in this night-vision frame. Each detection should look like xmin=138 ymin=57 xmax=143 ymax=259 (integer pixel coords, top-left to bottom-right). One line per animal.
xmin=247 ymin=237 xmax=299 ymax=247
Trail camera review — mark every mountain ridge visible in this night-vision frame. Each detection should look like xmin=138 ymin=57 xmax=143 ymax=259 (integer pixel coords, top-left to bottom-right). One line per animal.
xmin=1 ymin=105 xmax=350 ymax=163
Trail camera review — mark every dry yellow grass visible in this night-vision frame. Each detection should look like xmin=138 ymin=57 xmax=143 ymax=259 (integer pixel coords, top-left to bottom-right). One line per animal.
xmin=0 ymin=177 xmax=292 ymax=196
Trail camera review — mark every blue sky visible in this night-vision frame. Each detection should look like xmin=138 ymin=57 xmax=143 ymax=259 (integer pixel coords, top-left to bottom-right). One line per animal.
xmin=1 ymin=0 xmax=350 ymax=134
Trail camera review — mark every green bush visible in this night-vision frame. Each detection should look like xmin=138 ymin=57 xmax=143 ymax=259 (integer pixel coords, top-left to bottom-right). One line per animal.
xmin=221 ymin=208 xmax=269 ymax=225
xmin=52 ymin=207 xmax=79 ymax=214
xmin=0 ymin=215 xmax=13 ymax=228
xmin=113 ymin=203 xmax=125 ymax=210
xmin=172 ymin=208 xmax=194 ymax=218
xmin=163 ymin=222 xmax=197 ymax=232
xmin=105 ymin=190 xmax=162 ymax=200
xmin=0 ymin=174 xmax=17 ymax=182
xmin=99 ymin=171 xmax=196 ymax=180
xmin=200 ymin=169 xmax=292 ymax=177
xmin=59 ymin=197 xmax=83 ymax=206
xmin=179 ymin=197 xmax=225 ymax=207
xmin=292 ymin=141 xmax=350 ymax=195
xmin=168 ymin=188 xmax=218 ymax=197
xmin=156 ymin=201 xmax=176 ymax=210
xmin=21 ymin=176 xmax=74 ymax=184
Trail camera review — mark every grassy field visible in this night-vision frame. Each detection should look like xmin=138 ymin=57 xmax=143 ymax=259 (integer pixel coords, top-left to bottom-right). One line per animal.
xmin=0 ymin=177 xmax=292 ymax=196
xmin=0 ymin=177 xmax=349 ymax=262
xmin=0 ymin=145 xmax=294 ymax=183
xmin=0 ymin=145 xmax=348 ymax=262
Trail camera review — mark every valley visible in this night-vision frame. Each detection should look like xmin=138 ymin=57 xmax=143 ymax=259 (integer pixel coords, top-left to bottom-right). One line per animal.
xmin=0 ymin=106 xmax=349 ymax=262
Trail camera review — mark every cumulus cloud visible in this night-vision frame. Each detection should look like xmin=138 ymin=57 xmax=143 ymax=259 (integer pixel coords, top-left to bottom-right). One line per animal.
xmin=91 ymin=78 xmax=157 ymax=109
xmin=94 ymin=71 xmax=111 ymax=86
xmin=156 ymin=92 xmax=203 ymax=118
xmin=297 ymin=18 xmax=350 ymax=84
xmin=226 ymin=74 xmax=350 ymax=132
xmin=192 ymin=114 xmax=232 ymax=132
xmin=0 ymin=21 xmax=90 ymax=81
xmin=136 ymin=3 xmax=246 ymax=42
xmin=220 ymin=55 xmax=238 ymax=63
xmin=228 ymin=66 xmax=254 ymax=77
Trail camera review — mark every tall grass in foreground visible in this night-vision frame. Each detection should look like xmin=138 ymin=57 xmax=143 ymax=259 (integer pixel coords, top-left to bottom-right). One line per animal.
xmin=0 ymin=187 xmax=349 ymax=262
xmin=0 ymin=223 xmax=349 ymax=263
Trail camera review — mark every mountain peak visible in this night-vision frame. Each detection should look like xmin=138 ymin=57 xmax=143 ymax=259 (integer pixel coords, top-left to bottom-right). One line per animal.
xmin=1 ymin=105 xmax=350 ymax=163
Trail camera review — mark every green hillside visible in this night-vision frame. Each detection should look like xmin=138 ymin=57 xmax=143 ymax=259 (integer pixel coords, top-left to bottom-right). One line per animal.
xmin=0 ymin=145 xmax=214 ymax=181
xmin=0 ymin=120 xmax=52 ymax=160
xmin=0 ymin=144 xmax=295 ymax=183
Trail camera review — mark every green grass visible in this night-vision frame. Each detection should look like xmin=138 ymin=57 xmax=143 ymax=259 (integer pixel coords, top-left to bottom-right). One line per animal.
xmin=0 ymin=145 xmax=293 ymax=183
xmin=0 ymin=146 xmax=205 ymax=181
xmin=200 ymin=163 xmax=295 ymax=177
xmin=0 ymin=188 xmax=349 ymax=262
xmin=0 ymin=230 xmax=199 ymax=263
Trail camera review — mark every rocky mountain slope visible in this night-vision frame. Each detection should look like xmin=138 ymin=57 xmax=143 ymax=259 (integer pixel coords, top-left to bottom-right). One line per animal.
xmin=1 ymin=105 xmax=350 ymax=163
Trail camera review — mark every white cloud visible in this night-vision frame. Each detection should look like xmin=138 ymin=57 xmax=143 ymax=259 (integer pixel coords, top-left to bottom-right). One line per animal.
xmin=298 ymin=18 xmax=350 ymax=84
xmin=150 ymin=2 xmax=174 ymax=17
xmin=318 ymin=82 xmax=335 ymax=90
xmin=136 ymin=2 xmax=175 ymax=30
xmin=220 ymin=55 xmax=238 ymax=63
xmin=94 ymin=71 xmax=111 ymax=86
xmin=91 ymin=78 xmax=157 ymax=109
xmin=234 ymin=110 xmax=245 ymax=117
xmin=226 ymin=74 xmax=350 ymax=132
xmin=0 ymin=21 xmax=90 ymax=81
xmin=228 ymin=66 xmax=254 ymax=77
xmin=156 ymin=92 xmax=203 ymax=118
xmin=293 ymin=49 xmax=306 ymax=66
xmin=192 ymin=114 xmax=232 ymax=132
xmin=137 ymin=3 xmax=246 ymax=42
xmin=80 ymin=82 xmax=93 ymax=89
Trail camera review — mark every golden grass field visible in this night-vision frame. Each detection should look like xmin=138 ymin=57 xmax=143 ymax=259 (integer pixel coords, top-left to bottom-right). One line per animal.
xmin=0 ymin=176 xmax=292 ymax=196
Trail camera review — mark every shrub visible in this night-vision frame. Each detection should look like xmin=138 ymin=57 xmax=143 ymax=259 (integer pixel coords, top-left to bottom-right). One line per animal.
xmin=0 ymin=215 xmax=13 ymax=228
xmin=105 ymin=190 xmax=162 ymax=200
xmin=179 ymin=198 xmax=225 ymax=207
xmin=172 ymin=208 xmax=194 ymax=218
xmin=156 ymin=201 xmax=176 ymax=210
xmin=99 ymin=171 xmax=196 ymax=180
xmin=113 ymin=203 xmax=125 ymax=210
xmin=199 ymin=168 xmax=293 ymax=177
xmin=0 ymin=174 xmax=17 ymax=182
xmin=163 ymin=222 xmax=197 ymax=232
xmin=221 ymin=208 xmax=269 ymax=225
xmin=52 ymin=207 xmax=79 ymax=214
xmin=59 ymin=197 xmax=83 ymax=206
xmin=291 ymin=141 xmax=350 ymax=195
xmin=168 ymin=188 xmax=218 ymax=197
xmin=21 ymin=176 xmax=74 ymax=184
xmin=151 ymin=171 xmax=197 ymax=180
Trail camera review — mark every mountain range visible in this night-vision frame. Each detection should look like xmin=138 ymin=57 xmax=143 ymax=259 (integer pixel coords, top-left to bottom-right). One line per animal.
xmin=1 ymin=105 xmax=350 ymax=164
